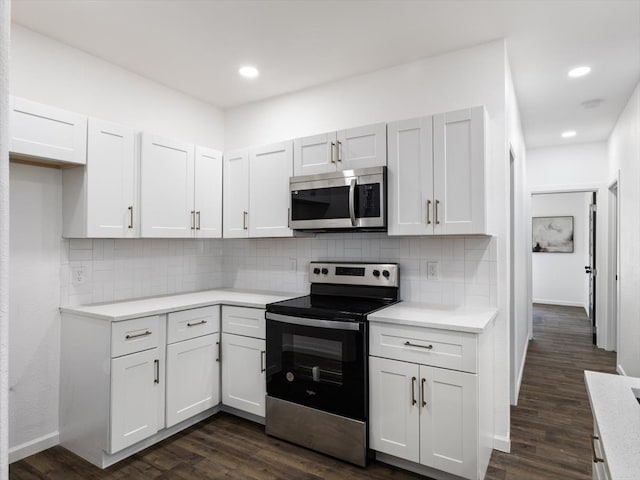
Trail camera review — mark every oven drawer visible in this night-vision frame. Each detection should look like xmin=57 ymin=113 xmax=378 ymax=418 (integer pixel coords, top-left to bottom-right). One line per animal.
xmin=111 ymin=315 xmax=161 ymax=358
xmin=369 ymin=323 xmax=477 ymax=373
xmin=167 ymin=306 xmax=219 ymax=344
xmin=222 ymin=306 xmax=265 ymax=339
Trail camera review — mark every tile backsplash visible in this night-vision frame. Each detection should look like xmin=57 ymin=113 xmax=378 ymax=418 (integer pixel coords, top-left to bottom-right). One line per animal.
xmin=61 ymin=233 xmax=497 ymax=308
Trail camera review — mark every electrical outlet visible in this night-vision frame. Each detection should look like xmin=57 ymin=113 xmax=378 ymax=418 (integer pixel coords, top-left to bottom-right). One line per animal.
xmin=427 ymin=261 xmax=440 ymax=280
xmin=288 ymin=258 xmax=297 ymax=272
xmin=72 ymin=265 xmax=86 ymax=285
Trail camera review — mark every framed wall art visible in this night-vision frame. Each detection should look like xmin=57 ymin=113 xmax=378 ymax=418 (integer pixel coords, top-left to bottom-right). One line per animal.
xmin=532 ymin=216 xmax=574 ymax=253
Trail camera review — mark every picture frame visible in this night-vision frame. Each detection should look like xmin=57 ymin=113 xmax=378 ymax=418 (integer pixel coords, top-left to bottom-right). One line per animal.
xmin=532 ymin=216 xmax=574 ymax=253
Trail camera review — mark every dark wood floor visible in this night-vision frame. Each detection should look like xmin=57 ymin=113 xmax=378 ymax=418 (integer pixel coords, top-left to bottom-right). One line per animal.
xmin=10 ymin=304 xmax=617 ymax=480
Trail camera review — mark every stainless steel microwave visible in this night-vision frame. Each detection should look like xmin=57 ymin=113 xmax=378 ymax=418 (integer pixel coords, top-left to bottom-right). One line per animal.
xmin=289 ymin=166 xmax=386 ymax=231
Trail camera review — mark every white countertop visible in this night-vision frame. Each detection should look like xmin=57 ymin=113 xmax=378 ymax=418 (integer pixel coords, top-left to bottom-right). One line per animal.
xmin=60 ymin=288 xmax=297 ymax=321
xmin=584 ymin=370 xmax=640 ymax=480
xmin=368 ymin=302 xmax=497 ymax=333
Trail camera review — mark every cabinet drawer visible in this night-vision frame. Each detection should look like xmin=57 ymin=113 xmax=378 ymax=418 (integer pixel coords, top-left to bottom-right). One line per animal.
xmin=167 ymin=306 xmax=219 ymax=344
xmin=111 ymin=315 xmax=161 ymax=358
xmin=222 ymin=306 xmax=265 ymax=339
xmin=369 ymin=323 xmax=477 ymax=373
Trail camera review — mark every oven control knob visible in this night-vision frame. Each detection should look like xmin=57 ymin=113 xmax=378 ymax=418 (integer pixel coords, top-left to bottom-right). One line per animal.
xmin=373 ymin=269 xmax=380 ymax=277
xmin=313 ymin=267 xmax=321 ymax=275
xmin=321 ymin=268 xmax=329 ymax=275
xmin=382 ymin=270 xmax=390 ymax=278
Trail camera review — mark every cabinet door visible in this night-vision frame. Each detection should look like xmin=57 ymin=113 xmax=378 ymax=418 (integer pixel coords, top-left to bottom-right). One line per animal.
xmin=110 ymin=348 xmax=160 ymax=453
xmin=293 ymin=131 xmax=337 ymax=176
xmin=194 ymin=146 xmax=223 ymax=238
xmin=336 ymin=122 xmax=386 ymax=170
xmin=166 ymin=334 xmax=220 ymax=428
xmin=249 ymin=141 xmax=293 ymax=238
xmin=369 ymin=356 xmax=420 ymax=462
xmin=140 ymin=133 xmax=195 ymax=237
xmin=10 ymin=96 xmax=87 ymax=165
xmin=222 ymin=149 xmax=250 ymax=238
xmin=387 ymin=117 xmax=434 ymax=236
xmin=433 ymin=107 xmax=486 ymax=235
xmin=86 ymin=119 xmax=137 ymax=237
xmin=419 ymin=365 xmax=477 ymax=479
xmin=221 ymin=333 xmax=266 ymax=417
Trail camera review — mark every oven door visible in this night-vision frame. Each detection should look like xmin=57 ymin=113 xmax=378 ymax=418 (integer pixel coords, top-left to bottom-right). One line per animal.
xmin=265 ymin=312 xmax=367 ymax=421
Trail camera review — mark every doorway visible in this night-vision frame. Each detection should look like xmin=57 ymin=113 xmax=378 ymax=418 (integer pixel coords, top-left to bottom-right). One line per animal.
xmin=587 ymin=192 xmax=597 ymax=344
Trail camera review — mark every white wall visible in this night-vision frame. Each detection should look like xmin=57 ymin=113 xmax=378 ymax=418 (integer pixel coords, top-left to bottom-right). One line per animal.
xmin=608 ymin=81 xmax=640 ymax=376
xmin=8 ymin=25 xmax=226 ymax=459
xmin=531 ymin=192 xmax=590 ymax=308
xmin=224 ymin=40 xmax=512 ymax=450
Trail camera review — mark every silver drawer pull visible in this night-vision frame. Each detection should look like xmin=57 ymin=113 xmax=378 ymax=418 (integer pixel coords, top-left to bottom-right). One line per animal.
xmin=404 ymin=341 xmax=433 ymax=350
xmin=125 ymin=330 xmax=151 ymax=340
xmin=187 ymin=320 xmax=207 ymax=327
xmin=591 ymin=435 xmax=605 ymax=463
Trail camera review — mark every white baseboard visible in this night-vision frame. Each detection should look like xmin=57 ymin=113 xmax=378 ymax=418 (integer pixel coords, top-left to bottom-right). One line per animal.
xmin=493 ymin=434 xmax=511 ymax=453
xmin=532 ymin=299 xmax=584 ymax=308
xmin=512 ymin=342 xmax=529 ymax=406
xmin=9 ymin=431 xmax=59 ymax=464
xmin=617 ymin=364 xmax=626 ymax=376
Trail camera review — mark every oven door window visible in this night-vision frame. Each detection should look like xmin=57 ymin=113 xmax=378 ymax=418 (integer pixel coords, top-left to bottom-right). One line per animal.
xmin=266 ymin=319 xmax=366 ymax=421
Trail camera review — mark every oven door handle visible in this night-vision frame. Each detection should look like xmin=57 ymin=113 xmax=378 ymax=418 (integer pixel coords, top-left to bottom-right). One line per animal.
xmin=266 ymin=312 xmax=362 ymax=331
xmin=348 ymin=178 xmax=357 ymax=227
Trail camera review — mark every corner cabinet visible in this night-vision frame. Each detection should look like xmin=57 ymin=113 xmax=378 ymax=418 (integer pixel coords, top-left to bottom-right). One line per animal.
xmin=388 ymin=106 xmax=487 ymax=236
xmin=369 ymin=321 xmax=494 ymax=480
xmin=293 ymin=122 xmax=387 ymax=176
xmin=63 ymin=118 xmax=138 ymax=238
xmin=140 ymin=133 xmax=222 ymax=238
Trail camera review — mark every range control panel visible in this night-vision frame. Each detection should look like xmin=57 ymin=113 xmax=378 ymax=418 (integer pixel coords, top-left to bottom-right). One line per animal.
xmin=309 ymin=262 xmax=399 ymax=287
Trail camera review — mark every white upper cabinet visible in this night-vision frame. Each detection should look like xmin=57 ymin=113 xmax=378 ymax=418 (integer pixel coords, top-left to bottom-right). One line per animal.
xmin=63 ymin=118 xmax=137 ymax=238
xmin=293 ymin=122 xmax=386 ymax=176
xmin=223 ymin=148 xmax=250 ymax=239
xmin=10 ymin=96 xmax=87 ymax=166
xmin=249 ymin=141 xmax=294 ymax=238
xmin=388 ymin=106 xmax=487 ymax=236
xmin=194 ymin=146 xmax=223 ymax=238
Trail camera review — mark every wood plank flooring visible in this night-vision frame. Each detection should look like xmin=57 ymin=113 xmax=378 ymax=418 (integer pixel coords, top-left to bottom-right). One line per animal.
xmin=10 ymin=304 xmax=617 ymax=480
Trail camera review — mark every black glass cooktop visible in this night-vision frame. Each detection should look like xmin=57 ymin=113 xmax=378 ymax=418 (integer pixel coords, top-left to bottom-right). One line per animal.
xmin=266 ymin=294 xmax=397 ymax=322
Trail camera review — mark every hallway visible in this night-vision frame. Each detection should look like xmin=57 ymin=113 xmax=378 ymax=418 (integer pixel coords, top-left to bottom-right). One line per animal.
xmin=487 ymin=304 xmax=617 ymax=479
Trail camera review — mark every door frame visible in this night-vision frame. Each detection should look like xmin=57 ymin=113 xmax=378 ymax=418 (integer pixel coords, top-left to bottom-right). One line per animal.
xmin=607 ymin=176 xmax=620 ymax=352
xmin=528 ymin=183 xmax=610 ymax=350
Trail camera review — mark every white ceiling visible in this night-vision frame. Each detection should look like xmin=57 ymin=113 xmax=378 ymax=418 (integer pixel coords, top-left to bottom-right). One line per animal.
xmin=10 ymin=0 xmax=640 ymax=148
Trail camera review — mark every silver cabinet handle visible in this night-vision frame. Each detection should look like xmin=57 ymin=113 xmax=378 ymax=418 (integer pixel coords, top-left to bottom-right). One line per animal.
xmin=348 ymin=178 xmax=357 ymax=227
xmin=404 ymin=341 xmax=433 ymax=350
xmin=216 ymin=340 xmax=220 ymax=362
xmin=336 ymin=140 xmax=342 ymax=162
xmin=260 ymin=350 xmax=266 ymax=373
xmin=435 ymin=200 xmax=440 ymax=225
xmin=196 ymin=211 xmax=201 ymax=230
xmin=128 ymin=206 xmax=134 ymax=229
xmin=154 ymin=359 xmax=159 ymax=384
xmin=411 ymin=376 xmax=417 ymax=406
xmin=591 ymin=436 xmax=605 ymax=463
xmin=421 ymin=378 xmax=427 ymax=408
xmin=243 ymin=211 xmax=248 ymax=230
xmin=426 ymin=199 xmax=432 ymax=225
xmin=125 ymin=330 xmax=151 ymax=340
xmin=330 ymin=142 xmax=336 ymax=164
xmin=191 ymin=210 xmax=196 ymax=230
xmin=187 ymin=320 xmax=207 ymax=327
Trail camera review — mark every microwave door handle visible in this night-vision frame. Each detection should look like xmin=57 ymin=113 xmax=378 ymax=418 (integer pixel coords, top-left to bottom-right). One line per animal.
xmin=348 ymin=178 xmax=357 ymax=227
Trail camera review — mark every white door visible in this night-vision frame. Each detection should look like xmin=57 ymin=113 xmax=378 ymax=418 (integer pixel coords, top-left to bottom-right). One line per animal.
xmin=194 ymin=145 xmax=223 ymax=238
xmin=10 ymin=96 xmax=87 ymax=165
xmin=110 ymin=348 xmax=160 ymax=453
xmin=387 ymin=116 xmax=434 ymax=236
xmin=433 ymin=106 xmax=486 ymax=235
xmin=419 ymin=365 xmax=478 ymax=479
xmin=369 ymin=356 xmax=420 ymax=462
xmin=336 ymin=122 xmax=386 ymax=170
xmin=249 ymin=141 xmax=293 ymax=238
xmin=166 ymin=334 xmax=220 ymax=428
xmin=140 ymin=133 xmax=195 ymax=237
xmin=293 ymin=131 xmax=337 ymax=176
xmin=86 ymin=118 xmax=137 ymax=237
xmin=221 ymin=333 xmax=266 ymax=417
xmin=223 ymin=149 xmax=250 ymax=238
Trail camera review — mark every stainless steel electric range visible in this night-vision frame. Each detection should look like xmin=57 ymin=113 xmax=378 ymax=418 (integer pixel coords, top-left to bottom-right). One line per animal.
xmin=264 ymin=262 xmax=399 ymax=467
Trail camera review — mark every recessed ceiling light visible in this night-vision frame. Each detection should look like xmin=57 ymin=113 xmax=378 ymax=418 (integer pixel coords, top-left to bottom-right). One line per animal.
xmin=561 ymin=130 xmax=577 ymax=138
xmin=568 ymin=66 xmax=591 ymax=78
xmin=239 ymin=65 xmax=259 ymax=79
